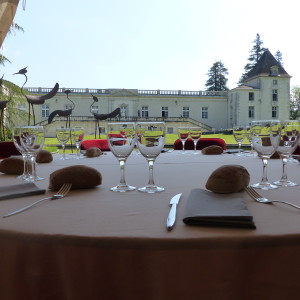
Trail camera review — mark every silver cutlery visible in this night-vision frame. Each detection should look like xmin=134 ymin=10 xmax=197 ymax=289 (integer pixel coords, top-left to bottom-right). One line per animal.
xmin=3 ymin=183 xmax=72 ymax=217
xmin=245 ymin=186 xmax=300 ymax=210
xmin=166 ymin=193 xmax=182 ymax=231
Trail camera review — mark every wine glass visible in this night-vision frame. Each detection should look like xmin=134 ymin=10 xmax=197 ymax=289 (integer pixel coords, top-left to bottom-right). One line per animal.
xmin=12 ymin=127 xmax=32 ymax=180
xmin=19 ymin=126 xmax=45 ymax=182
xmin=233 ymin=125 xmax=246 ymax=155
xmin=177 ymin=127 xmax=189 ymax=153
xmin=272 ymin=120 xmax=300 ymax=187
xmin=247 ymin=124 xmax=261 ymax=156
xmin=107 ymin=122 xmax=136 ymax=192
xmin=136 ymin=122 xmax=165 ymax=193
xmin=250 ymin=120 xmax=281 ymax=190
xmin=189 ymin=127 xmax=202 ymax=154
xmin=71 ymin=127 xmax=85 ymax=159
xmin=56 ymin=128 xmax=70 ymax=160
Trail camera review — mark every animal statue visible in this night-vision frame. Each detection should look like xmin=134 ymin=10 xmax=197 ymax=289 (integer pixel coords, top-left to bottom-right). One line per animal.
xmin=48 ymin=89 xmax=75 ymax=127
xmin=14 ymin=67 xmax=59 ymax=125
xmin=0 ymin=74 xmax=10 ymax=140
xmin=90 ymin=93 xmax=121 ymax=138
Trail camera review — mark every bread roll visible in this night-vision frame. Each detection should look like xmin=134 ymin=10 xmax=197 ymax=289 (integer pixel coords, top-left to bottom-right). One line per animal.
xmin=49 ymin=165 xmax=102 ymax=190
xmin=202 ymin=145 xmax=223 ymax=155
xmin=36 ymin=150 xmax=53 ymax=163
xmin=205 ymin=164 xmax=250 ymax=194
xmin=0 ymin=157 xmax=24 ymax=175
xmin=85 ymin=147 xmax=102 ymax=157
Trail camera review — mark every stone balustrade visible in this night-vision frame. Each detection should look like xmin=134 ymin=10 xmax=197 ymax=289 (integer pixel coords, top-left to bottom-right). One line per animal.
xmin=24 ymin=87 xmax=228 ymax=97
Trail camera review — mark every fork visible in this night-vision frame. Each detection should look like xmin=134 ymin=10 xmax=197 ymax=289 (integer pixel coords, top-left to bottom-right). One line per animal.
xmin=3 ymin=183 xmax=72 ymax=218
xmin=245 ymin=186 xmax=300 ymax=210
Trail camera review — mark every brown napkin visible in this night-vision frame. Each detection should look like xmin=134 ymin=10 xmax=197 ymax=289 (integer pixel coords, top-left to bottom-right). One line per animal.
xmin=0 ymin=182 xmax=46 ymax=200
xmin=182 ymin=189 xmax=256 ymax=228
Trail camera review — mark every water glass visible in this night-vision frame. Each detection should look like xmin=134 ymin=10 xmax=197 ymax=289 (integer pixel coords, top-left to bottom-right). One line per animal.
xmin=107 ymin=122 xmax=136 ymax=192
xmin=136 ymin=122 xmax=165 ymax=193
xmin=56 ymin=128 xmax=70 ymax=160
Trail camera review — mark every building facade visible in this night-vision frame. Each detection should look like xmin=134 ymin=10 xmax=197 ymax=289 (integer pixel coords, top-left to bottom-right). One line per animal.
xmin=22 ymin=50 xmax=291 ymax=136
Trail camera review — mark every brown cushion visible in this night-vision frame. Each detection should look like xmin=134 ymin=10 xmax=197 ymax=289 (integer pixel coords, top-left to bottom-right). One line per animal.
xmin=36 ymin=150 xmax=53 ymax=163
xmin=0 ymin=157 xmax=24 ymax=175
xmin=202 ymin=145 xmax=223 ymax=155
xmin=205 ymin=165 xmax=250 ymax=194
xmin=49 ymin=165 xmax=102 ymax=190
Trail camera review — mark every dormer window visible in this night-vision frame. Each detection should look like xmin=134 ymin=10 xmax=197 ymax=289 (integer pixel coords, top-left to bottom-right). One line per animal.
xmin=270 ymin=66 xmax=279 ymax=76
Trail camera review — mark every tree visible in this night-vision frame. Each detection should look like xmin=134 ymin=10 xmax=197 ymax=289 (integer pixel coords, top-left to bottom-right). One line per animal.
xmin=239 ymin=33 xmax=267 ymax=83
xmin=290 ymin=86 xmax=300 ymax=120
xmin=275 ymin=50 xmax=283 ymax=66
xmin=0 ymin=23 xmax=24 ymax=66
xmin=205 ymin=61 xmax=229 ymax=91
xmin=0 ymin=80 xmax=28 ymax=140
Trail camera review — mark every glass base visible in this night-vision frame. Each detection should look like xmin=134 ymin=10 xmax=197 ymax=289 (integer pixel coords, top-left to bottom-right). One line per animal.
xmin=23 ymin=175 xmax=44 ymax=182
xmin=59 ymin=155 xmax=70 ymax=160
xmin=110 ymin=185 xmax=136 ymax=192
xmin=138 ymin=185 xmax=165 ymax=193
xmin=251 ymin=182 xmax=278 ymax=190
xmin=273 ymin=180 xmax=298 ymax=187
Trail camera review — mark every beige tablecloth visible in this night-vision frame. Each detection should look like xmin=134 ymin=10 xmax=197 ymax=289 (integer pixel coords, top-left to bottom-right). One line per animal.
xmin=1 ymin=151 xmax=300 ymax=300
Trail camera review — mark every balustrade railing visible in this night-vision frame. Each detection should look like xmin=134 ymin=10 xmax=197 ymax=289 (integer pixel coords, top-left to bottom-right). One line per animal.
xmin=38 ymin=116 xmax=212 ymax=131
xmin=25 ymin=87 xmax=228 ymax=97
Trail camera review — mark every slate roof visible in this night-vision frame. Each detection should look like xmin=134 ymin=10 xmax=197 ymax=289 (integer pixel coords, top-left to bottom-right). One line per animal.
xmin=244 ymin=49 xmax=291 ymax=81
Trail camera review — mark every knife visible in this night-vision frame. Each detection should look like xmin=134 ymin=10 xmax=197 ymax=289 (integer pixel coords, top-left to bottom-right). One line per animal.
xmin=166 ymin=193 xmax=182 ymax=231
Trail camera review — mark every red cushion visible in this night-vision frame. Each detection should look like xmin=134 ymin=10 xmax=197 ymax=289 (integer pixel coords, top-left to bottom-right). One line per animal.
xmin=80 ymin=139 xmax=110 ymax=151
xmin=174 ymin=138 xmax=226 ymax=150
xmin=293 ymin=145 xmax=300 ymax=155
xmin=0 ymin=141 xmax=22 ymax=159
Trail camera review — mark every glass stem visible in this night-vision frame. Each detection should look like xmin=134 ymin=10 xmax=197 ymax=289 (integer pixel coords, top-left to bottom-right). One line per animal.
xmin=22 ymin=154 xmax=31 ymax=179
xmin=281 ymin=157 xmax=288 ymax=181
xmin=31 ymin=155 xmax=37 ymax=179
xmin=147 ymin=159 xmax=155 ymax=186
xmin=182 ymin=141 xmax=185 ymax=153
xmin=119 ymin=159 xmax=127 ymax=186
xmin=261 ymin=157 xmax=269 ymax=184
xmin=62 ymin=144 xmax=66 ymax=159
xmin=193 ymin=141 xmax=197 ymax=153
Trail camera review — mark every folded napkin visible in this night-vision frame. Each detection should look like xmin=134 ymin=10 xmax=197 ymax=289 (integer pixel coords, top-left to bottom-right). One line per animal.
xmin=0 ymin=182 xmax=46 ymax=200
xmin=182 ymin=189 xmax=256 ymax=228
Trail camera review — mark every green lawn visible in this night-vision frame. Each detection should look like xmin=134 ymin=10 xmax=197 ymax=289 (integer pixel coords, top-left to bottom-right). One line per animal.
xmin=44 ymin=134 xmax=247 ymax=153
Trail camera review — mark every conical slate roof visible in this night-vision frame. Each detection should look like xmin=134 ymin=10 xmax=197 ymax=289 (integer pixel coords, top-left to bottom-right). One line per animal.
xmin=244 ymin=49 xmax=290 ymax=81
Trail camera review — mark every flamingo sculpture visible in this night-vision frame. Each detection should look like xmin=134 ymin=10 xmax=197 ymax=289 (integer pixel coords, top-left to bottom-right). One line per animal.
xmin=48 ymin=89 xmax=75 ymax=127
xmin=0 ymin=74 xmax=10 ymax=139
xmin=90 ymin=93 xmax=121 ymax=138
xmin=14 ymin=67 xmax=59 ymax=125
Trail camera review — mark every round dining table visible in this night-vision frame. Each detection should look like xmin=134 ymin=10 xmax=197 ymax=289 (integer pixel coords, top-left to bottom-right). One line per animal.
xmin=0 ymin=150 xmax=300 ymax=300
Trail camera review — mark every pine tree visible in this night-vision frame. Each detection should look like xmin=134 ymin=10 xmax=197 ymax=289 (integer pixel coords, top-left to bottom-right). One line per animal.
xmin=239 ymin=33 xmax=267 ymax=83
xmin=205 ymin=61 xmax=229 ymax=91
xmin=275 ymin=50 xmax=283 ymax=66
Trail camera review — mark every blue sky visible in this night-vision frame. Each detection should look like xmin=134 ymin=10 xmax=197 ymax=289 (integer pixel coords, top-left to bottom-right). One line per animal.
xmin=1 ymin=0 xmax=299 ymax=91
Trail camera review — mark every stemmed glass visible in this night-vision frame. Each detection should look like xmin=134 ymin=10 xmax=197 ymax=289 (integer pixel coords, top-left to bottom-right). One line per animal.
xmin=71 ymin=127 xmax=85 ymax=159
xmin=107 ymin=122 xmax=136 ymax=192
xmin=233 ymin=126 xmax=246 ymax=155
xmin=12 ymin=127 xmax=31 ymax=180
xmin=189 ymin=127 xmax=202 ymax=154
xmin=177 ymin=127 xmax=189 ymax=154
xmin=271 ymin=120 xmax=300 ymax=187
xmin=56 ymin=128 xmax=70 ymax=160
xmin=136 ymin=122 xmax=165 ymax=193
xmin=250 ymin=120 xmax=281 ymax=190
xmin=19 ymin=126 xmax=45 ymax=182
